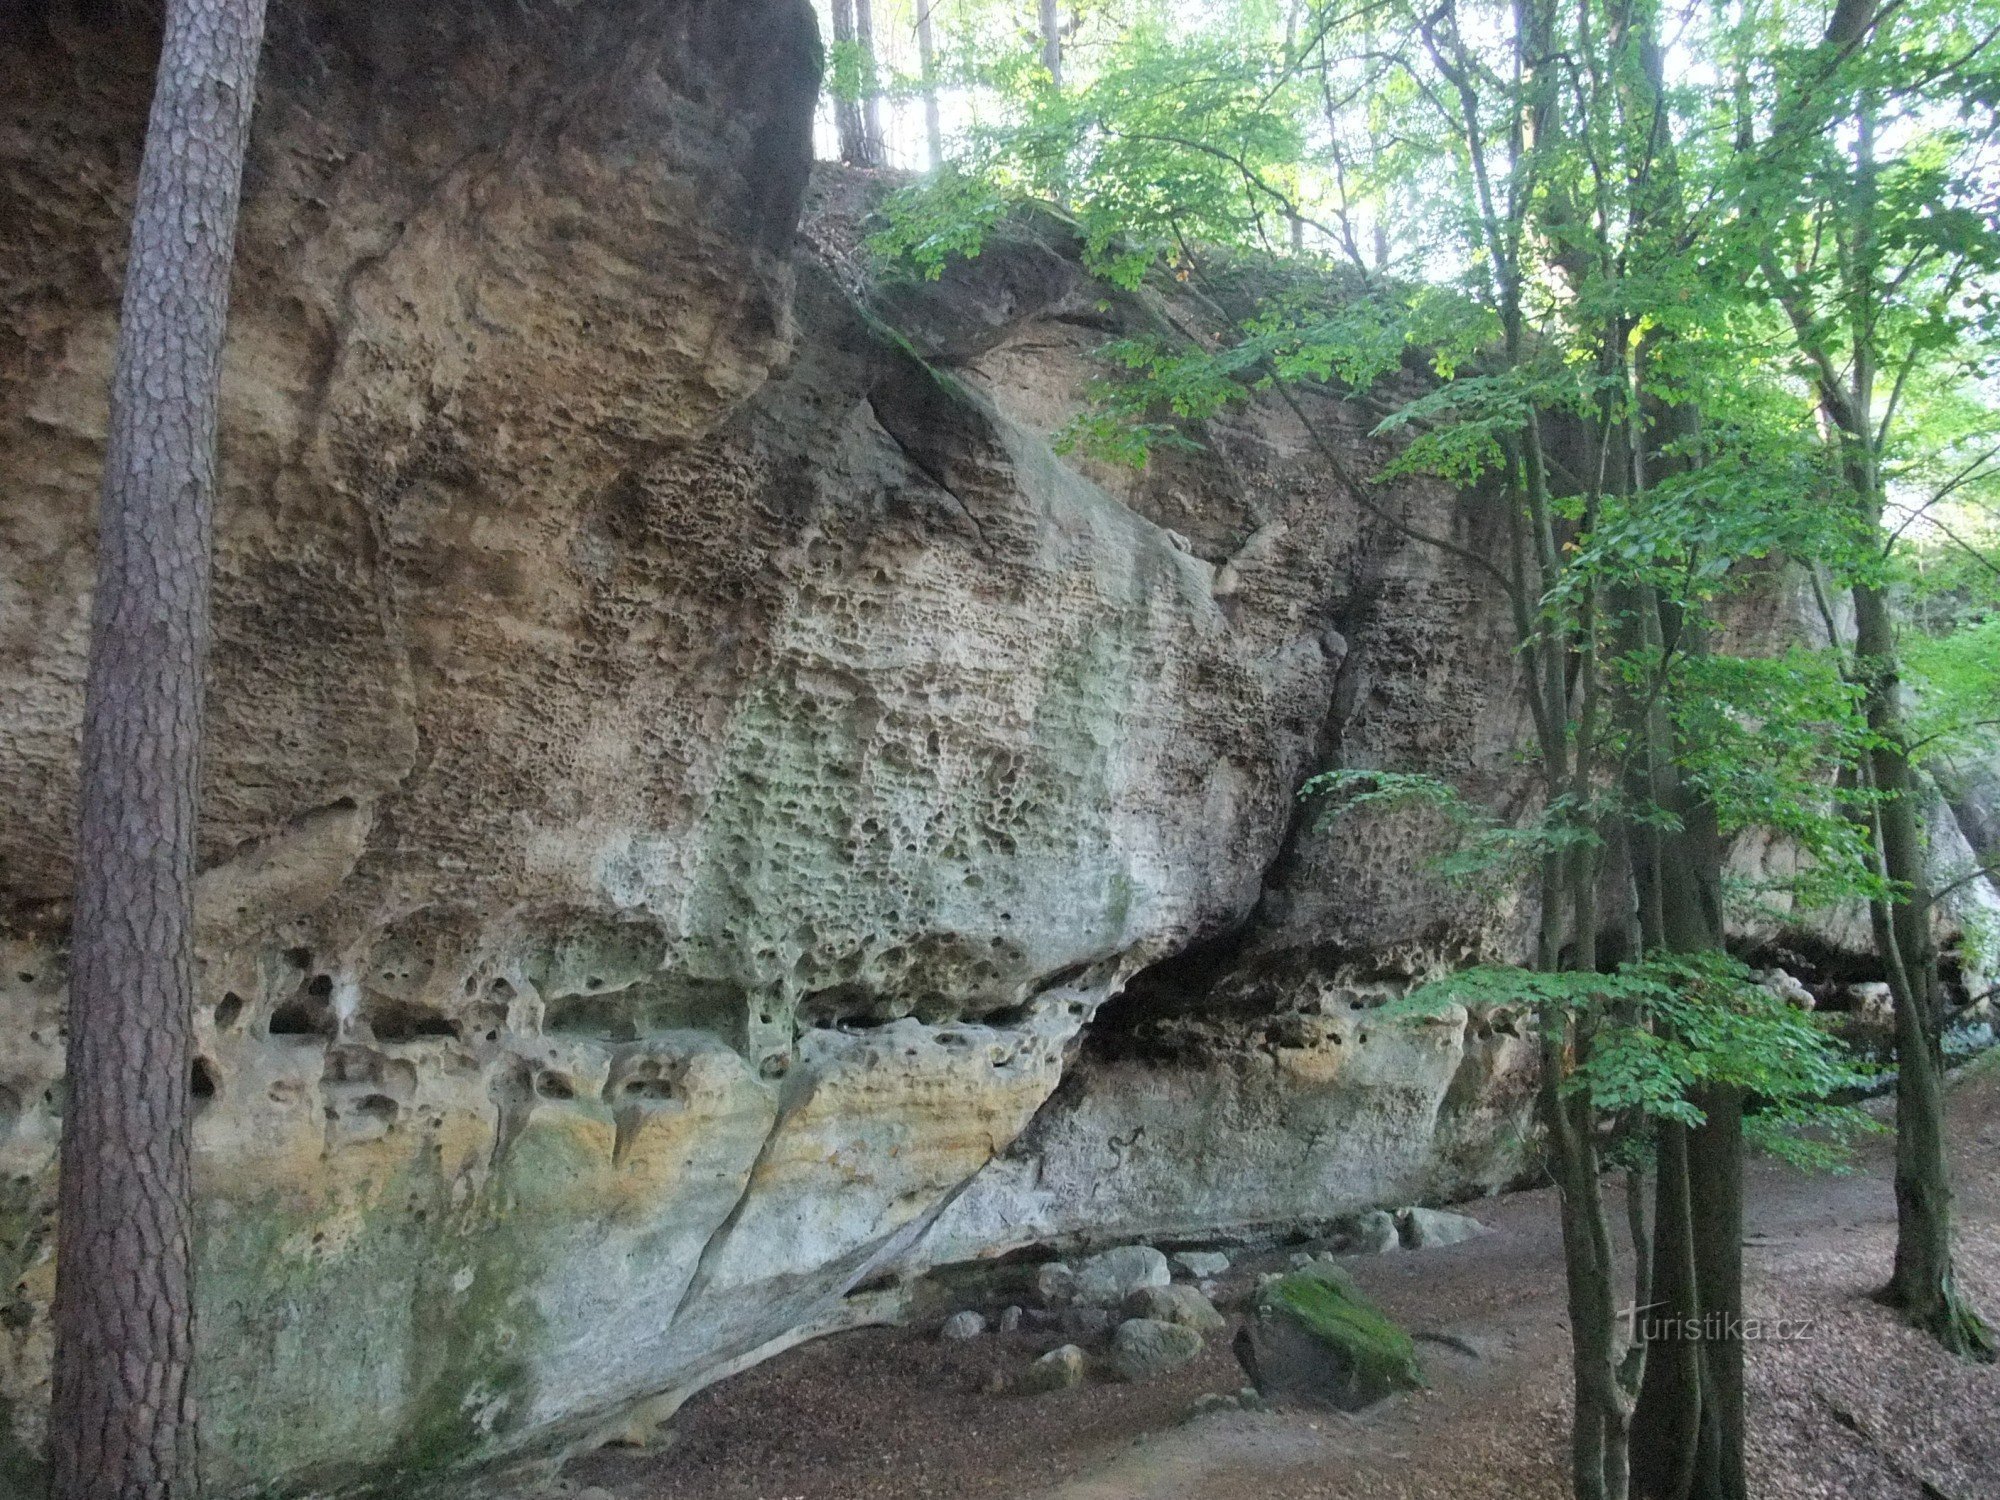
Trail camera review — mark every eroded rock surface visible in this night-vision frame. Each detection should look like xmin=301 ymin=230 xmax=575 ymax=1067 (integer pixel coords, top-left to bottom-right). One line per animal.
xmin=0 ymin=4 xmax=1545 ymax=1493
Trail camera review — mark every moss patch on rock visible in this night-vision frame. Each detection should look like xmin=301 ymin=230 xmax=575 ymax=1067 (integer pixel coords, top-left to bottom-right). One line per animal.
xmin=1243 ymin=1264 xmax=1422 ymax=1410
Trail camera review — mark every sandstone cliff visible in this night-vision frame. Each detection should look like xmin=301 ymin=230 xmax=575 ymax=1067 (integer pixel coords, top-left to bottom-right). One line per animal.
xmin=0 ymin=2 xmax=1688 ymax=1492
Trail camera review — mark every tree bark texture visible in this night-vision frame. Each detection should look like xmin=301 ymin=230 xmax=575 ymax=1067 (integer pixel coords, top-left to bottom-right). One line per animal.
xmin=829 ymin=0 xmax=876 ymax=166
xmin=1853 ymin=577 xmax=1992 ymax=1356
xmin=917 ymin=0 xmax=943 ymax=168
xmin=49 ymin=0 xmax=270 ymax=1495
xmin=1623 ymin=595 xmax=1747 ymax=1500
xmin=1039 ymin=0 xmax=1062 ymax=86
xmin=854 ymin=0 xmax=884 ymax=164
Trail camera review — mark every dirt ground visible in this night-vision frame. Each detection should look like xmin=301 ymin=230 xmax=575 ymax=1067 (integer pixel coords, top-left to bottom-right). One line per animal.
xmin=564 ymin=1058 xmax=2000 ymax=1500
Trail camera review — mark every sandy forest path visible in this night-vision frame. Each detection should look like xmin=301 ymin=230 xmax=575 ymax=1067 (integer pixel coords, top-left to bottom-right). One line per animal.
xmin=569 ymin=1059 xmax=2000 ymax=1500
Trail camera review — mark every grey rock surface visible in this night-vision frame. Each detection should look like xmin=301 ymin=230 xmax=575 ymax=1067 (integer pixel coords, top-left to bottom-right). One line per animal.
xmin=1400 ymin=1207 xmax=1489 ymax=1249
xmin=1173 ymin=1250 xmax=1232 ymax=1279
xmin=1035 ymin=1262 xmax=1079 ymax=1309
xmin=1017 ymin=1344 xmax=1088 ymax=1394
xmin=1343 ymin=1210 xmax=1402 ymax=1254
xmin=940 ymin=1311 xmax=987 ymax=1341
xmin=1108 ymin=1318 xmax=1206 ymax=1382
xmin=1123 ymin=1284 xmax=1227 ymax=1335
xmin=1058 ymin=1307 xmax=1117 ymax=1342
xmin=1070 ymin=1245 xmax=1173 ymax=1308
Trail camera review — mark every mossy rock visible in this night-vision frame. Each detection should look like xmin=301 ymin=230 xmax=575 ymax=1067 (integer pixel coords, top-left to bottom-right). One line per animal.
xmin=1235 ymin=1264 xmax=1423 ymax=1411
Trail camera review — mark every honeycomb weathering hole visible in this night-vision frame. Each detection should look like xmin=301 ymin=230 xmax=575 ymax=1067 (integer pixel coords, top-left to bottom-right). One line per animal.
xmin=366 ymin=997 xmax=461 ymax=1044
xmin=269 ymin=997 xmax=332 ymax=1037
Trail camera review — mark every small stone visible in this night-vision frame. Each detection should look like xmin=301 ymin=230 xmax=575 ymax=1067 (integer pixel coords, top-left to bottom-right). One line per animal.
xmin=1070 ymin=1245 xmax=1172 ymax=1307
xmin=1399 ymin=1207 xmax=1489 ymax=1249
xmin=1189 ymin=1391 xmax=1237 ymax=1416
xmin=1344 ymin=1210 xmax=1400 ymax=1255
xmin=1108 ymin=1317 xmax=1205 ymax=1382
xmin=1017 ymin=1343 xmax=1088 ymax=1394
xmin=1849 ymin=981 xmax=1895 ymax=1025
xmin=1035 ymin=1261 xmax=1077 ymax=1308
xmin=940 ymin=1310 xmax=986 ymax=1341
xmin=1756 ymin=968 xmax=1816 ymax=1011
xmin=1290 ymin=1251 xmax=1316 ymax=1269
xmin=1059 ymin=1305 xmax=1114 ymax=1341
xmin=999 ymin=1304 xmax=1025 ymax=1333
xmin=1173 ymin=1250 xmax=1232 ymax=1279
xmin=1237 ymin=1386 xmax=1271 ymax=1412
xmin=1208 ymin=1279 xmax=1254 ymax=1315
xmin=1123 ymin=1282 xmax=1226 ymax=1334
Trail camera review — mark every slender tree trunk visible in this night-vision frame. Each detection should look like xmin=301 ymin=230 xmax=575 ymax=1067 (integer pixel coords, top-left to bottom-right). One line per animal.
xmin=1686 ymin=1081 xmax=1746 ymax=1498
xmin=50 ymin=0 xmax=269 ymax=1496
xmin=1818 ymin=16 xmax=1986 ymax=1357
xmin=1633 ymin=1120 xmax=1718 ymax=1500
xmin=1621 ymin=1164 xmax=1652 ymax=1394
xmin=1515 ymin=415 xmax=1627 ymax=1500
xmin=1626 ymin=595 xmax=1748 ymax=1500
xmin=916 ymin=1 xmax=944 ymax=169
xmin=1752 ymin=0 xmax=1986 ymax=1364
xmin=1616 ymin=585 xmax=1731 ymax=1500
xmin=1853 ymin=577 xmax=1995 ymax=1357
xmin=1661 ymin=741 xmax=1746 ymax=1500
xmin=855 ymin=0 xmax=884 ymax=163
xmin=1628 ymin=854 xmax=1746 ymax=1500
xmin=1038 ymin=0 xmax=1062 ymax=87
xmin=829 ymin=0 xmax=875 ymax=166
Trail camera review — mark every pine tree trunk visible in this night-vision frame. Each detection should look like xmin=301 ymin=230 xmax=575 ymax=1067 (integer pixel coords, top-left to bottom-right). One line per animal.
xmin=916 ymin=1 xmax=943 ymax=168
xmin=50 ymin=1 xmax=269 ymax=1496
xmin=1039 ymin=0 xmax=1062 ymax=87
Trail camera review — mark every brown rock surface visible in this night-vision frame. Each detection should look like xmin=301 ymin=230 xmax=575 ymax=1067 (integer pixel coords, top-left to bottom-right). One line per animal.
xmin=0 ymin=7 xmax=1545 ymax=1493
